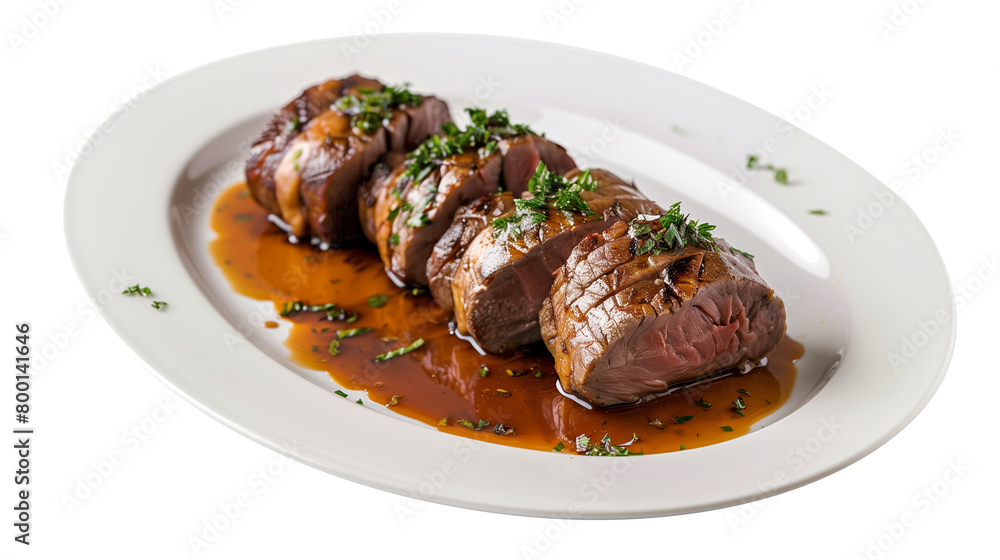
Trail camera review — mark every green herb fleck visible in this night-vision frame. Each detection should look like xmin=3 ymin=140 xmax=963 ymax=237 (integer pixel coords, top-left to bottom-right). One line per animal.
xmin=492 ymin=163 xmax=599 ymax=237
xmin=696 ymin=399 xmax=712 ymax=408
xmin=674 ymin=415 xmax=694 ymax=424
xmin=456 ymin=418 xmax=490 ymax=431
xmin=575 ymin=433 xmax=643 ymax=457
xmin=333 ymin=83 xmax=422 ymax=135
xmin=368 ymin=294 xmax=390 ymax=308
xmin=732 ymin=396 xmax=746 ymax=417
xmin=553 ymin=441 xmax=566 ymax=452
xmin=809 ymin=209 xmax=828 ymax=215
xmin=280 ymin=301 xmax=346 ymax=317
xmin=337 ymin=327 xmax=374 ymax=339
xmin=627 ymin=202 xmax=723 ymax=256
xmin=721 ymin=426 xmax=734 ymax=432
xmin=122 ymin=284 xmax=152 ymax=297
xmin=328 ymin=339 xmax=340 ymax=356
xmin=478 ymin=365 xmax=489 ymax=378
xmin=392 ymin=109 xmax=538 ymax=231
xmin=151 ymin=301 xmax=167 ymax=310
xmin=374 ymin=338 xmax=425 ymax=362
xmin=334 ymin=390 xmax=348 ymax=398
xmin=746 ymin=154 xmax=790 ymax=185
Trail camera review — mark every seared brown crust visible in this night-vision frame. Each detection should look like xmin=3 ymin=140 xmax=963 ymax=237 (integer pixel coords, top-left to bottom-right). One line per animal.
xmin=450 ymin=169 xmax=662 ymax=353
xmin=426 ymin=192 xmax=516 ymax=310
xmin=245 ymin=75 xmax=450 ymax=245
xmin=361 ymin=134 xmax=576 ymax=286
xmin=541 ymin=220 xmax=786 ymax=406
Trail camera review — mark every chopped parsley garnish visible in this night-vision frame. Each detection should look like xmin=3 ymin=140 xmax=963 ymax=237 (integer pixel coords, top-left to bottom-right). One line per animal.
xmin=337 ymin=327 xmax=373 ymax=339
xmin=746 ymin=154 xmax=789 ymax=185
xmin=367 ymin=294 xmax=390 ymax=308
xmin=627 ymin=202 xmax=720 ymax=256
xmin=575 ymin=433 xmax=643 ymax=457
xmin=730 ymin=247 xmax=755 ymax=259
xmin=809 ymin=209 xmax=828 ymax=215
xmin=403 ymin=108 xmax=535 ymax=184
xmin=334 ymin=390 xmax=348 ymax=398
xmin=122 ymin=284 xmax=165 ymax=310
xmin=456 ymin=418 xmax=490 ymax=431
xmin=390 ymin=108 xmax=538 ymax=230
xmin=327 ymin=339 xmax=340 ymax=356
xmin=732 ymin=396 xmax=747 ymax=417
xmin=492 ymin=163 xmax=599 ymax=237
xmin=333 ymin=83 xmax=422 ymax=135
xmin=674 ymin=415 xmax=694 ymax=424
xmin=478 ymin=365 xmax=490 ymax=378
xmin=279 ymin=301 xmax=348 ymax=317
xmin=438 ymin=417 xmax=449 ymax=426
xmin=696 ymin=399 xmax=712 ymax=408
xmin=122 ymin=284 xmax=152 ymax=297
xmin=721 ymin=426 xmax=734 ymax=432
xmin=374 ymin=338 xmax=425 ymax=362
xmin=552 ymin=441 xmax=566 ymax=452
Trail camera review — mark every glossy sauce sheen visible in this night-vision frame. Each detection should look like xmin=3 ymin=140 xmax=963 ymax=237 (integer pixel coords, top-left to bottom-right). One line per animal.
xmin=211 ymin=182 xmax=803 ymax=454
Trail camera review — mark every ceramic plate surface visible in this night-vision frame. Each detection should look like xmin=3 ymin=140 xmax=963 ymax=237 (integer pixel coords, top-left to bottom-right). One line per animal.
xmin=65 ymin=34 xmax=954 ymax=518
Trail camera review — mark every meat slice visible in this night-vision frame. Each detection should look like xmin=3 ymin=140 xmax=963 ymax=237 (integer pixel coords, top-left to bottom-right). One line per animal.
xmin=451 ymin=167 xmax=661 ymax=353
xmin=361 ymin=110 xmax=576 ymax=286
xmin=426 ymin=192 xmax=515 ymax=310
xmin=540 ymin=216 xmax=786 ymax=407
xmin=358 ymin=151 xmax=407 ymax=244
xmin=245 ymin=75 xmax=450 ymax=246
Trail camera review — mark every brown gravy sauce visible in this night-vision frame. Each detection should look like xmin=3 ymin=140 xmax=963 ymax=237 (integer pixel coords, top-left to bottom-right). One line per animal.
xmin=210 ymin=182 xmax=803 ymax=454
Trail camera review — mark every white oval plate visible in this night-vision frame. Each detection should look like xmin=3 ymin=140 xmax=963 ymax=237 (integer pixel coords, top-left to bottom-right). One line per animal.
xmin=64 ymin=34 xmax=954 ymax=518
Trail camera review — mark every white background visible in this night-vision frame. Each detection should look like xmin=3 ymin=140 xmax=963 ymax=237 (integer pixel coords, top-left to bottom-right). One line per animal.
xmin=3 ymin=0 xmax=997 ymax=558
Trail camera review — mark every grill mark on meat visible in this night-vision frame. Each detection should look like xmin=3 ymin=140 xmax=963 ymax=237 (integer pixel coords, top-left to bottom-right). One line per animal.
xmin=542 ymin=220 xmax=786 ymax=406
xmin=362 ymin=134 xmax=575 ymax=287
xmin=451 ymin=169 xmax=662 ymax=353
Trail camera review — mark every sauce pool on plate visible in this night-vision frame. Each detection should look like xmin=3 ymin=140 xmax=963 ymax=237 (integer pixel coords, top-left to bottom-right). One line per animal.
xmin=210 ymin=182 xmax=803 ymax=455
